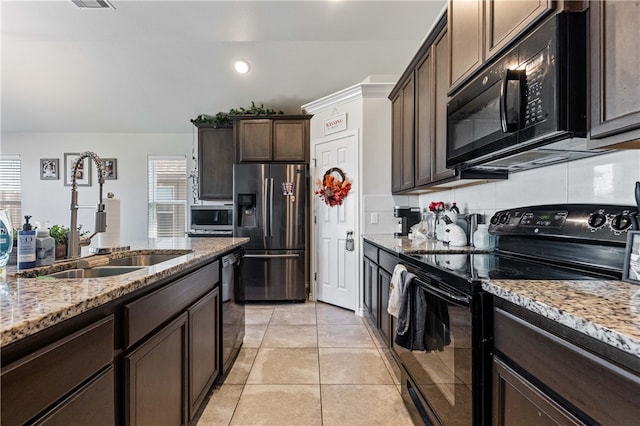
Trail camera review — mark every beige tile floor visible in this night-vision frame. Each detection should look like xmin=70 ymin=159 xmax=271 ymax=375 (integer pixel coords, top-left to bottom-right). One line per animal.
xmin=197 ymin=301 xmax=417 ymax=426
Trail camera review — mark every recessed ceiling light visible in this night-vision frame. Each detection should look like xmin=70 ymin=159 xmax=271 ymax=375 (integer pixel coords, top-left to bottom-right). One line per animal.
xmin=234 ymin=59 xmax=251 ymax=74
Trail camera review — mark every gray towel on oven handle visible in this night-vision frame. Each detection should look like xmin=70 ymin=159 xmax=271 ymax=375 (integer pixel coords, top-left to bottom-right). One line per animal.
xmin=394 ymin=270 xmax=416 ymax=337
xmin=387 ymin=264 xmax=407 ymax=318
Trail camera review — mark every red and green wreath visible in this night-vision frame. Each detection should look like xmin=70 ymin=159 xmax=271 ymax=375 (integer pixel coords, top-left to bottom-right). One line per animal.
xmin=315 ymin=167 xmax=352 ymax=207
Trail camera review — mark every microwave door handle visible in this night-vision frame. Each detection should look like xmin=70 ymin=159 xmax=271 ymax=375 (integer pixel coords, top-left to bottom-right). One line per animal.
xmin=500 ymin=69 xmax=523 ymax=133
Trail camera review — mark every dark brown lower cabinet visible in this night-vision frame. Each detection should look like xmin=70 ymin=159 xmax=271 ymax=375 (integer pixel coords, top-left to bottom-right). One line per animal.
xmin=189 ymin=288 xmax=219 ymax=419
xmin=34 ymin=366 xmax=115 ymax=426
xmin=126 ymin=312 xmax=189 ymax=426
xmin=378 ymin=267 xmax=392 ymax=346
xmin=493 ymin=306 xmax=640 ymax=426
xmin=492 ymin=358 xmax=583 ymax=426
xmin=1 ymin=315 xmax=114 ymax=426
xmin=362 ymin=254 xmax=378 ymax=327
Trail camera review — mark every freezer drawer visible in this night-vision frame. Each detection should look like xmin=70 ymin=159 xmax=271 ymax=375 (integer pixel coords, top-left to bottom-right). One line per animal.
xmin=237 ymin=250 xmax=305 ymax=302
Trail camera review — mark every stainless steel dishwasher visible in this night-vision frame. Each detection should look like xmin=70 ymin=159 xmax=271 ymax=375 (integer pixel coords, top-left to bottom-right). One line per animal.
xmin=220 ymin=248 xmax=245 ymax=376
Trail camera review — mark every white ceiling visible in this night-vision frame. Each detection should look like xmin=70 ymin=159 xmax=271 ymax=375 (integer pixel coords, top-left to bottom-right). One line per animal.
xmin=1 ymin=0 xmax=446 ymax=134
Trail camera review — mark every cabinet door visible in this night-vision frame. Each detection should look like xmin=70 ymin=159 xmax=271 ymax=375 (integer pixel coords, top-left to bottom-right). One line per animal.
xmin=492 ymin=357 xmax=585 ymax=426
xmin=485 ymin=0 xmax=552 ymax=61
xmin=378 ymin=267 xmax=392 ymax=347
xmin=590 ymin=0 xmax=640 ymax=140
xmin=414 ymin=50 xmax=434 ymax=187
xmin=198 ymin=128 xmax=233 ymax=200
xmin=362 ymin=257 xmax=376 ymax=326
xmin=125 ymin=313 xmax=188 ymax=426
xmin=189 ymin=288 xmax=219 ymax=420
xmin=273 ymin=119 xmax=308 ymax=162
xmin=236 ymin=119 xmax=273 ymax=162
xmin=448 ymin=0 xmax=483 ymax=91
xmin=391 ymin=93 xmax=404 ymax=193
xmin=401 ymin=75 xmax=415 ymax=191
xmin=432 ymin=26 xmax=456 ymax=182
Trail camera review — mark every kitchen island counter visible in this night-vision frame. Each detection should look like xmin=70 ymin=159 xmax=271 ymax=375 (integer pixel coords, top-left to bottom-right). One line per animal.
xmin=0 ymin=237 xmax=249 ymax=347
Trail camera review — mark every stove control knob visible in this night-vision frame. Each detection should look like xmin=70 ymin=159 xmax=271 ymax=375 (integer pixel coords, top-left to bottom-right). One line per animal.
xmin=587 ymin=212 xmax=607 ymax=229
xmin=499 ymin=213 xmax=509 ymax=224
xmin=490 ymin=214 xmax=500 ymax=225
xmin=610 ymin=214 xmax=632 ymax=232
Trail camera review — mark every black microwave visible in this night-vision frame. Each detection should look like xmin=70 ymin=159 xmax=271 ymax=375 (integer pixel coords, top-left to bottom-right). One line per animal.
xmin=446 ymin=12 xmax=593 ymax=173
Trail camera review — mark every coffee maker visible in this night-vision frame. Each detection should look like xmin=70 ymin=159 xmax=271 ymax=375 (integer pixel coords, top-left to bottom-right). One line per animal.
xmin=394 ymin=206 xmax=421 ymax=237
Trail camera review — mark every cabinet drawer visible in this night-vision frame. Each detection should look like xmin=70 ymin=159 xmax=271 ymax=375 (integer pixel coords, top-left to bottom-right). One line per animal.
xmin=34 ymin=366 xmax=115 ymax=426
xmin=494 ymin=308 xmax=640 ymax=425
xmin=378 ymin=249 xmax=398 ymax=274
xmin=124 ymin=261 xmax=219 ymax=349
xmin=1 ymin=315 xmax=114 ymax=426
xmin=363 ymin=241 xmax=378 ymax=262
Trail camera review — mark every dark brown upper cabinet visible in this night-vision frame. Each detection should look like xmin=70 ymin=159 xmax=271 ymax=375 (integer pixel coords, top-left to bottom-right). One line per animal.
xmin=391 ymin=17 xmax=461 ymax=194
xmin=391 ymin=75 xmax=415 ymax=192
xmin=589 ymin=0 xmax=640 ymax=148
xmin=448 ymin=0 xmax=553 ymax=94
xmin=196 ymin=126 xmax=234 ymax=200
xmin=234 ymin=115 xmax=312 ymax=163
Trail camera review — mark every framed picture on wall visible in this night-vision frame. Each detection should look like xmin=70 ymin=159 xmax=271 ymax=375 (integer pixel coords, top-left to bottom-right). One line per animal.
xmin=100 ymin=158 xmax=117 ymax=180
xmin=40 ymin=158 xmax=59 ymax=180
xmin=64 ymin=153 xmax=91 ymax=187
xmin=623 ymin=231 xmax=640 ymax=285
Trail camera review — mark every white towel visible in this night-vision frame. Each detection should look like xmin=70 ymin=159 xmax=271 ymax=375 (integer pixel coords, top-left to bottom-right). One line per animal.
xmin=387 ymin=264 xmax=407 ymax=318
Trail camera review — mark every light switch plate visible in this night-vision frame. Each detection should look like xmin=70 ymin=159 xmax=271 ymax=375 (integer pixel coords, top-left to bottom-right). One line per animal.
xmin=370 ymin=213 xmax=378 ymax=224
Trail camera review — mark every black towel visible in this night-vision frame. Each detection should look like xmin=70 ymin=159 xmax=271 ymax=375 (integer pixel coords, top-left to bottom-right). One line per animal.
xmin=394 ymin=274 xmax=451 ymax=352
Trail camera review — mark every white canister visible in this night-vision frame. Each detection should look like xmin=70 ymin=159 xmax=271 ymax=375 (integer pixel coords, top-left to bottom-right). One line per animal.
xmin=473 ymin=224 xmax=492 ymax=249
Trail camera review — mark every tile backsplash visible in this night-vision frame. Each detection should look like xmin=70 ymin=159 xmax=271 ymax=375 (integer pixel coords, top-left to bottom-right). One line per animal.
xmin=420 ymin=150 xmax=640 ymax=221
xmin=362 ymin=150 xmax=639 ymax=233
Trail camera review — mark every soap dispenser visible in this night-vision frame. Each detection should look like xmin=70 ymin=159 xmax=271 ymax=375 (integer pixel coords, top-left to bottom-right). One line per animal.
xmin=35 ymin=223 xmax=55 ymax=266
xmin=18 ymin=215 xmax=36 ymax=269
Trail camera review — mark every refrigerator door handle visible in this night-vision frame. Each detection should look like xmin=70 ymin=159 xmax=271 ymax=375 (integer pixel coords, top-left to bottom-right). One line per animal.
xmin=245 ymin=254 xmax=300 ymax=259
xmin=269 ymin=177 xmax=274 ymax=238
xmin=262 ymin=177 xmax=269 ymax=241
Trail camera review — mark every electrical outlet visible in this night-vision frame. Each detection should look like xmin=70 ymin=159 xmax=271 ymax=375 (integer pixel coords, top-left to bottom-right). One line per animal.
xmin=370 ymin=213 xmax=378 ymax=224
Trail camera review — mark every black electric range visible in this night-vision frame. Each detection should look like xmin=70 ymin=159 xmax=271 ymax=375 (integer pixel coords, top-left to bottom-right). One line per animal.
xmin=402 ymin=203 xmax=635 ymax=290
xmin=394 ymin=204 xmax=636 ymax=426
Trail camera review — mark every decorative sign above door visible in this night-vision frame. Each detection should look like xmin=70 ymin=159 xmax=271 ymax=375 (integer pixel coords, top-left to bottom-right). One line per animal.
xmin=323 ymin=113 xmax=347 ymax=135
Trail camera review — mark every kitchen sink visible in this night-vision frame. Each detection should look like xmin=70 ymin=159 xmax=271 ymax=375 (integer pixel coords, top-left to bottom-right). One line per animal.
xmin=43 ymin=266 xmax=144 ymax=279
xmin=104 ymin=253 xmax=187 ymax=267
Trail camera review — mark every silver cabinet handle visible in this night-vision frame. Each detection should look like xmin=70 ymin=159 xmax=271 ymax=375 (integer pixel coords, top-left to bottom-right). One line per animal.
xmin=245 ymin=254 xmax=300 ymax=259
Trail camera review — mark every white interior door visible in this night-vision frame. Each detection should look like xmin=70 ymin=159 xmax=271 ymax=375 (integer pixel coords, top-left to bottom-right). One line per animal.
xmin=313 ymin=133 xmax=358 ymax=310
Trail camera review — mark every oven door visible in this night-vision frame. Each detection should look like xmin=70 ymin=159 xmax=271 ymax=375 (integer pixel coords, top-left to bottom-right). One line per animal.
xmin=394 ymin=274 xmax=478 ymax=425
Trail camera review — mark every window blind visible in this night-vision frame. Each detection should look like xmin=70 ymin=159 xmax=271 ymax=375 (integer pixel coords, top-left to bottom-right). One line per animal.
xmin=148 ymin=155 xmax=187 ymax=238
xmin=0 ymin=155 xmax=22 ymax=229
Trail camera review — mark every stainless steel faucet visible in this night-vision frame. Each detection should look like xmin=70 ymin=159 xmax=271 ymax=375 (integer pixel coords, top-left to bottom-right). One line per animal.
xmin=68 ymin=151 xmax=107 ymax=259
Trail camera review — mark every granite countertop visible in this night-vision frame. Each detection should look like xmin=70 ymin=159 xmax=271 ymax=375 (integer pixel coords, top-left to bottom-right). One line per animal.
xmin=363 ymin=234 xmax=640 ymax=361
xmin=0 ymin=237 xmax=249 ymax=347
xmin=363 ymin=234 xmax=492 ymax=254
xmin=483 ymin=279 xmax=640 ymax=359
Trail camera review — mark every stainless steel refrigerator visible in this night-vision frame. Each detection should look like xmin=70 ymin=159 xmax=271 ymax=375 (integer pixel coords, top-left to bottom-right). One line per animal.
xmin=233 ymin=163 xmax=308 ymax=302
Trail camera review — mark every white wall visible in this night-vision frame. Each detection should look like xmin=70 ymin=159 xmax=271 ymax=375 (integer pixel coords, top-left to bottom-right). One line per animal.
xmin=2 ymin=132 xmax=193 ymax=243
xmin=417 ymin=150 xmax=640 ymax=221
